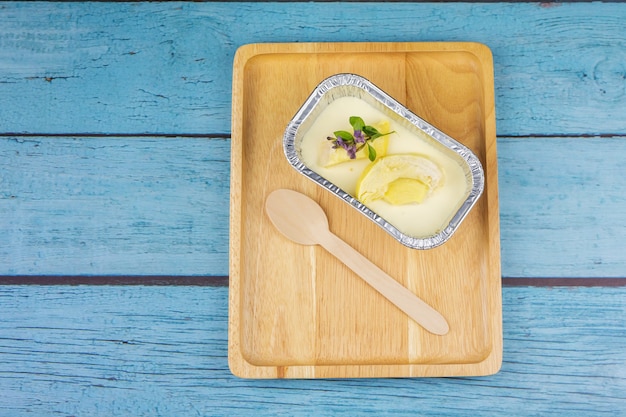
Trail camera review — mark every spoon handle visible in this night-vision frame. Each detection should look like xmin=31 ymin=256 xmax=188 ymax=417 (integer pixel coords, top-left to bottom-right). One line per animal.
xmin=319 ymin=231 xmax=449 ymax=336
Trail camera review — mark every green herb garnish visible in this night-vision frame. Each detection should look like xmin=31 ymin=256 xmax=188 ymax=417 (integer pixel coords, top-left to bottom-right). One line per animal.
xmin=326 ymin=116 xmax=395 ymax=161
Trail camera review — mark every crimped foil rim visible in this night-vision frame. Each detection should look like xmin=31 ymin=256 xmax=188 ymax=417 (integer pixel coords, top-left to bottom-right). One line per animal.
xmin=283 ymin=73 xmax=484 ymax=250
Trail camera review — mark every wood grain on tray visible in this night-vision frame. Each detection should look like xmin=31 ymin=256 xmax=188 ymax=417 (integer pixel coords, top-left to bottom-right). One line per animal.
xmin=229 ymin=42 xmax=501 ymax=378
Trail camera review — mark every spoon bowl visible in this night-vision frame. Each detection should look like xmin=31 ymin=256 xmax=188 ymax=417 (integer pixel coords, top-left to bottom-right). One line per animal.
xmin=265 ymin=188 xmax=328 ymax=246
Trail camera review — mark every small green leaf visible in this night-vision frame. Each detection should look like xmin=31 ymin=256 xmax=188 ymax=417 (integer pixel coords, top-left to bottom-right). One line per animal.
xmin=349 ymin=116 xmax=365 ymax=131
xmin=367 ymin=143 xmax=377 ymax=161
xmin=334 ymin=130 xmax=354 ymax=142
xmin=362 ymin=125 xmax=379 ymax=137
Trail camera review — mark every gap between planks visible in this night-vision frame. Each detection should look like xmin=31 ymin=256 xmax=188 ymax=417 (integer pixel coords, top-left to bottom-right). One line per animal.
xmin=3 ymin=133 xmax=626 ymax=139
xmin=0 ymin=276 xmax=624 ymax=287
xmin=0 ymin=133 xmax=227 ymax=138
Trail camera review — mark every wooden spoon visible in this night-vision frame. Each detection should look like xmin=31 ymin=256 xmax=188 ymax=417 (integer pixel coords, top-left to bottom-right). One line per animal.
xmin=265 ymin=189 xmax=449 ymax=336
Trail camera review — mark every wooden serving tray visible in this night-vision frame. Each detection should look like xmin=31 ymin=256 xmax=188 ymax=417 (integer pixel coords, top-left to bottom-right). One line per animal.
xmin=229 ymin=42 xmax=501 ymax=378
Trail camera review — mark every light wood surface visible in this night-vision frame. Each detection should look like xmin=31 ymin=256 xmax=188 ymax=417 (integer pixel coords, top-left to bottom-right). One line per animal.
xmin=229 ymin=42 xmax=501 ymax=378
xmin=265 ymin=189 xmax=450 ymax=335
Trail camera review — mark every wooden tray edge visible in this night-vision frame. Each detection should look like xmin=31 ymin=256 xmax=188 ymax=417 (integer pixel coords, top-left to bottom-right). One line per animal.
xmin=228 ymin=41 xmax=501 ymax=379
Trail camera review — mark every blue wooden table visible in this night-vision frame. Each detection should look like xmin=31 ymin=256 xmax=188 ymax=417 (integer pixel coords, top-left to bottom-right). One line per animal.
xmin=1 ymin=1 xmax=625 ymax=415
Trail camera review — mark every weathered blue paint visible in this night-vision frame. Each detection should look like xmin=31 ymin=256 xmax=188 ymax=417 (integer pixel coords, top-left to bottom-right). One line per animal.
xmin=0 ymin=286 xmax=624 ymax=416
xmin=1 ymin=2 xmax=625 ymax=415
xmin=0 ymin=2 xmax=625 ymax=136
xmin=0 ymin=136 xmax=231 ymax=275
xmin=2 ymin=136 xmax=625 ymax=278
xmin=497 ymin=137 xmax=626 ymax=278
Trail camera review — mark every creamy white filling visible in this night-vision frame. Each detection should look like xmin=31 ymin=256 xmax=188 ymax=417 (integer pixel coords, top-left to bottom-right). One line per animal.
xmin=300 ymin=96 xmax=469 ymax=238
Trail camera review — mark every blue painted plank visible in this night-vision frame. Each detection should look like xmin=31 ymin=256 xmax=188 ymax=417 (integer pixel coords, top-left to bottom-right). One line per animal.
xmin=1 ymin=2 xmax=625 ymax=136
xmin=498 ymin=137 xmax=626 ymax=278
xmin=2 ymin=136 xmax=625 ymax=278
xmin=0 ymin=285 xmax=624 ymax=416
xmin=0 ymin=136 xmax=230 ymax=275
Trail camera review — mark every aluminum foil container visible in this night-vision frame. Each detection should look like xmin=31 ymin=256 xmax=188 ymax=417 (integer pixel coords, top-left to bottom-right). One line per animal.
xmin=283 ymin=73 xmax=484 ymax=249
